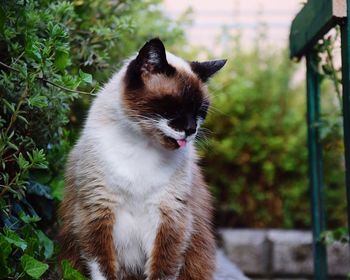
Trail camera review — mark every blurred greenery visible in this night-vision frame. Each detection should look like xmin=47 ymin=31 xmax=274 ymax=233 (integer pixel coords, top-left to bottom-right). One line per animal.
xmin=314 ymin=30 xmax=348 ymax=237
xmin=199 ymin=33 xmax=309 ymax=228
xmin=199 ymin=31 xmax=347 ymax=229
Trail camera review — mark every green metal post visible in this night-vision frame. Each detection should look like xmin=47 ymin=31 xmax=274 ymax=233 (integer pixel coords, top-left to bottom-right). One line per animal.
xmin=306 ymin=53 xmax=328 ymax=280
xmin=340 ymin=0 xmax=350 ymax=249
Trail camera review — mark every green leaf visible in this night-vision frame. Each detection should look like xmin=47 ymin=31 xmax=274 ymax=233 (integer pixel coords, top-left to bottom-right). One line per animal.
xmin=55 ymin=51 xmax=71 ymax=71
xmin=49 ymin=23 xmax=66 ymax=39
xmin=3 ymin=228 xmax=27 ymax=251
xmin=2 ymin=98 xmax=15 ymax=113
xmin=25 ymin=39 xmax=42 ymax=62
xmin=0 ymin=234 xmax=12 ymax=276
xmin=20 ymin=212 xmax=41 ymax=224
xmin=36 ymin=230 xmax=54 ymax=259
xmin=50 ymin=178 xmax=64 ymax=201
xmin=322 ymin=64 xmax=333 ymax=75
xmin=7 ymin=141 xmax=19 ymax=151
xmin=20 ymin=254 xmax=49 ymax=279
xmin=30 ymin=149 xmax=48 ymax=169
xmin=17 ymin=153 xmax=30 ymax=170
xmin=17 ymin=115 xmax=29 ymax=125
xmin=62 ymin=259 xmax=87 ymax=280
xmin=0 ymin=236 xmax=12 ymax=258
xmin=78 ymin=69 xmax=92 ymax=85
xmin=28 ymin=95 xmax=48 ymax=109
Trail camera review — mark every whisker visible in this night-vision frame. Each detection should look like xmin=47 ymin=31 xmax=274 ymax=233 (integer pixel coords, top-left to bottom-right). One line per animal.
xmin=195 ymin=135 xmax=210 ymax=151
xmin=207 ymin=105 xmax=229 ymax=117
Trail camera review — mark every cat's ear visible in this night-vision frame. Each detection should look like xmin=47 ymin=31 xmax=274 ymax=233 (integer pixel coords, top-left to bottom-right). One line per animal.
xmin=136 ymin=38 xmax=175 ymax=75
xmin=190 ymin=59 xmax=227 ymax=82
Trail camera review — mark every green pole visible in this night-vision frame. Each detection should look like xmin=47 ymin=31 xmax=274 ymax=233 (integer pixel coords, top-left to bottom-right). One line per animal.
xmin=306 ymin=52 xmax=328 ymax=280
xmin=340 ymin=0 xmax=350 ymax=251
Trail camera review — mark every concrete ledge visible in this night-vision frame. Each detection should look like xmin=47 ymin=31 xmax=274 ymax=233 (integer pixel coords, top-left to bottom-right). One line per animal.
xmin=215 ymin=249 xmax=250 ymax=280
xmin=219 ymin=229 xmax=350 ymax=277
xmin=220 ymin=229 xmax=269 ymax=274
xmin=268 ymin=230 xmax=313 ymax=275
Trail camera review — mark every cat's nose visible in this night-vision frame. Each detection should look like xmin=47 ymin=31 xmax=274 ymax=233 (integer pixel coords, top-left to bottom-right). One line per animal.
xmin=184 ymin=115 xmax=197 ymax=137
xmin=185 ymin=127 xmax=196 ymax=137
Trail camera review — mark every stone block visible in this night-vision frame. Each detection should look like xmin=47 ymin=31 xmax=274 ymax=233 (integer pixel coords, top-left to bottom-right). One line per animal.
xmin=267 ymin=230 xmax=313 ymax=275
xmin=327 ymin=242 xmax=350 ymax=276
xmin=219 ymin=229 xmax=350 ymax=277
xmin=219 ymin=229 xmax=269 ymax=274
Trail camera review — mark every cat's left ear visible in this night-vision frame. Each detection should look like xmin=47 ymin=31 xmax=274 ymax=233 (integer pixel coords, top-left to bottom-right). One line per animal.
xmin=136 ymin=38 xmax=175 ymax=75
xmin=190 ymin=59 xmax=227 ymax=82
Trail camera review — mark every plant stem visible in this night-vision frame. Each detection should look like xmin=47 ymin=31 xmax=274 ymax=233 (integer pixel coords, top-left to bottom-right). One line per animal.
xmin=12 ymin=51 xmax=25 ymax=65
xmin=0 ymin=173 xmax=18 ymax=197
xmin=5 ymin=86 xmax=28 ymax=135
xmin=325 ymin=45 xmax=343 ymax=112
xmin=0 ymin=61 xmax=96 ymax=96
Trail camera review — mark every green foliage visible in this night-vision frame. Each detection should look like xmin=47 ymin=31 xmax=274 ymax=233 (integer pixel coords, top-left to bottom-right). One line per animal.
xmin=0 ymin=0 xmax=74 ymax=277
xmin=0 ymin=0 xmax=185 ymax=277
xmin=314 ymin=27 xmax=348 ymax=245
xmin=61 ymin=260 xmax=88 ymax=280
xmin=321 ymin=227 xmax=349 ymax=245
xmin=0 ymin=213 xmax=53 ymax=278
xmin=199 ymin=32 xmax=346 ymax=228
xmin=21 ymin=254 xmax=49 ymax=279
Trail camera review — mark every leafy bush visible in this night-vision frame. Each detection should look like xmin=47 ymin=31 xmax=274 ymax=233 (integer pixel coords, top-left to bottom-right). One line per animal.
xmin=314 ymin=31 xmax=348 ymax=229
xmin=200 ymin=33 xmax=346 ymax=228
xmin=0 ymin=1 xmax=84 ymax=277
xmin=0 ymin=0 xmax=185 ymax=278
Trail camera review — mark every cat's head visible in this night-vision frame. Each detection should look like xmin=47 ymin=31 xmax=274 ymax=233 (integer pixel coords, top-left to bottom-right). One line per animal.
xmin=122 ymin=38 xmax=226 ymax=150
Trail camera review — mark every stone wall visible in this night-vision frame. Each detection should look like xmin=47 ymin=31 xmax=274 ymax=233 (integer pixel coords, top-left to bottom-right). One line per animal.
xmin=215 ymin=249 xmax=250 ymax=280
xmin=219 ymin=229 xmax=349 ymax=279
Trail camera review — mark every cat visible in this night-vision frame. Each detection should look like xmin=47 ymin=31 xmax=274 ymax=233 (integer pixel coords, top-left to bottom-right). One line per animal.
xmin=58 ymin=38 xmax=226 ymax=280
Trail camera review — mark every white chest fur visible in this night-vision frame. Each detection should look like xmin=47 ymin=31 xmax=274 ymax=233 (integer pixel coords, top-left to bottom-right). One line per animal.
xmin=94 ymin=123 xmax=188 ymax=195
xmin=113 ymin=193 xmax=161 ymax=271
xmin=84 ymin=123 xmax=192 ymax=273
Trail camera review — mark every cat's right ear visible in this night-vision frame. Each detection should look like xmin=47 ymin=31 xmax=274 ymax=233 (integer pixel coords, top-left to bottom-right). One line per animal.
xmin=190 ymin=59 xmax=227 ymax=82
xmin=135 ymin=38 xmax=175 ymax=75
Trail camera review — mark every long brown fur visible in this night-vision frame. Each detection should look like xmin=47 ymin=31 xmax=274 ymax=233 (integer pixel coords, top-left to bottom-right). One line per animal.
xmin=59 ymin=159 xmax=215 ymax=279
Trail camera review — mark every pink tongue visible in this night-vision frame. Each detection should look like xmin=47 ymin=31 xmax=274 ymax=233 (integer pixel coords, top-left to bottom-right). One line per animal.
xmin=176 ymin=139 xmax=187 ymax=148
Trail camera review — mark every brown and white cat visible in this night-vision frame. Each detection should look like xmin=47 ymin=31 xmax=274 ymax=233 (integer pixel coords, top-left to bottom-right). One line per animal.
xmin=58 ymin=38 xmax=226 ymax=280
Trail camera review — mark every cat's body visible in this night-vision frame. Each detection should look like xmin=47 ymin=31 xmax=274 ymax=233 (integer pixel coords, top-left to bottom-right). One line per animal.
xmin=59 ymin=39 xmax=226 ymax=280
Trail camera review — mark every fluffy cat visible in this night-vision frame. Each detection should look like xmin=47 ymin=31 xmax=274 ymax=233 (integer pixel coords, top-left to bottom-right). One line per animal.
xmin=58 ymin=38 xmax=226 ymax=280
